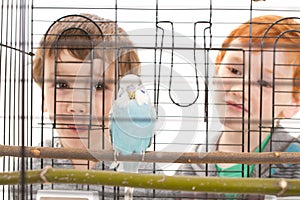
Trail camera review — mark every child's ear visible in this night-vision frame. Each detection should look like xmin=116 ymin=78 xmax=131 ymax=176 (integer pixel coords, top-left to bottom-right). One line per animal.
xmin=281 ymin=100 xmax=300 ymax=118
xmin=119 ymin=50 xmax=140 ymax=75
xmin=43 ymin=99 xmax=48 ymax=112
xmin=212 ymin=65 xmax=220 ymax=85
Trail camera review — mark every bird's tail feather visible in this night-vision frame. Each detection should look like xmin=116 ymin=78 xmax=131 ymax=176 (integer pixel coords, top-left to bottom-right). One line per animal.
xmin=124 ymin=187 xmax=134 ymax=200
xmin=120 ymin=161 xmax=139 ymax=173
xmin=120 ymin=162 xmax=139 ymax=200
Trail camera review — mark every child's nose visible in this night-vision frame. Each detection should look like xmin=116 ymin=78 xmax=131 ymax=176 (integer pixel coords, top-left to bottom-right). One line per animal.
xmin=67 ymin=102 xmax=88 ymax=114
xmin=230 ymin=82 xmax=248 ymax=100
xmin=66 ymin=90 xmax=90 ymax=114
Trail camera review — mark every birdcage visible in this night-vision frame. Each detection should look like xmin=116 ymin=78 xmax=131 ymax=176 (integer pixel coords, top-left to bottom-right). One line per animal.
xmin=1 ymin=0 xmax=300 ymax=199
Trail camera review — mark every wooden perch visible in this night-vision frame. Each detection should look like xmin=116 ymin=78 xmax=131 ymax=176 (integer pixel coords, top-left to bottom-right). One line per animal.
xmin=1 ymin=144 xmax=300 ymax=164
xmin=0 ymin=167 xmax=299 ymax=196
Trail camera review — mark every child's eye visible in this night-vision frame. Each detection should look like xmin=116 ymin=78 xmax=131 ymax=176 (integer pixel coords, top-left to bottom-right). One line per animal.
xmin=228 ymin=67 xmax=242 ymax=75
xmin=94 ymin=82 xmax=106 ymax=90
xmin=55 ymin=80 xmax=69 ymax=89
xmin=258 ymin=80 xmax=272 ymax=88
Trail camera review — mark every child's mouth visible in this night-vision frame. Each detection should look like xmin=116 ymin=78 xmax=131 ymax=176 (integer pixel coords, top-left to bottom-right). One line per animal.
xmin=226 ymin=101 xmax=248 ymax=112
xmin=67 ymin=125 xmax=90 ymax=133
xmin=67 ymin=124 xmax=105 ymax=133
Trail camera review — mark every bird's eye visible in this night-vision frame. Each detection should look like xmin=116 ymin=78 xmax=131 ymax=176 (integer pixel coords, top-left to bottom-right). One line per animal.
xmin=55 ymin=80 xmax=69 ymax=89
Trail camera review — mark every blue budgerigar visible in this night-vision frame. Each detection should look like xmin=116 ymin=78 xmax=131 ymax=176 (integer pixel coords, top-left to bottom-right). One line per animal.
xmin=109 ymin=74 xmax=156 ymax=200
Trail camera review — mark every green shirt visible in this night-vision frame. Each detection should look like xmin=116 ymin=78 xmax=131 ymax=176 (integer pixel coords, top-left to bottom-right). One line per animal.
xmin=215 ymin=134 xmax=271 ymax=199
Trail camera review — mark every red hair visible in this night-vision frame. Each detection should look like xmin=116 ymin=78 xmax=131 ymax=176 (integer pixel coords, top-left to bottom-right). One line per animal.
xmin=216 ymin=15 xmax=300 ymax=101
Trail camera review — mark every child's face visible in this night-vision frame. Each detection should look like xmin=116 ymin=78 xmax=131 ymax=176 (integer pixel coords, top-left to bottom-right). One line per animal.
xmin=43 ymin=50 xmax=115 ymax=149
xmin=214 ymin=39 xmax=297 ymax=131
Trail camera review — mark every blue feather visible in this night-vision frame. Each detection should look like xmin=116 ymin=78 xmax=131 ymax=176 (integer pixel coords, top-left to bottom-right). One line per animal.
xmin=109 ymin=74 xmax=156 ymax=200
xmin=110 ymin=100 xmax=155 ymax=155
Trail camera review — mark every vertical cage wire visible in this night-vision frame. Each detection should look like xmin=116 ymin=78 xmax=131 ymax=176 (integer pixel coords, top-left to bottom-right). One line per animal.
xmin=1 ymin=0 xmax=300 ymax=199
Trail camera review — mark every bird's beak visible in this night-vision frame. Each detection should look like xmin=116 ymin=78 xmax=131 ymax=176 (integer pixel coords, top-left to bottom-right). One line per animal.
xmin=128 ymin=91 xmax=135 ymax=99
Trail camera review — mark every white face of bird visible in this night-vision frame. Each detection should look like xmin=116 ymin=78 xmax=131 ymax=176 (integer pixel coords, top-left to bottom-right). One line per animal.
xmin=120 ymin=74 xmax=142 ymax=99
xmin=126 ymin=85 xmax=137 ymax=99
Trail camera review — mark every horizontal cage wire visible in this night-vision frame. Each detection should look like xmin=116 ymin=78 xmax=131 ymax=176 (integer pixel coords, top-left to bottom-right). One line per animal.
xmin=1 ymin=0 xmax=300 ymax=199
